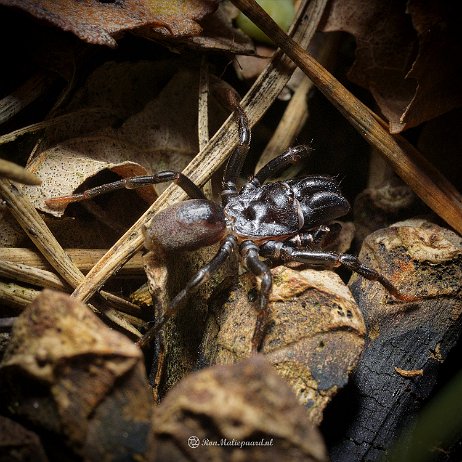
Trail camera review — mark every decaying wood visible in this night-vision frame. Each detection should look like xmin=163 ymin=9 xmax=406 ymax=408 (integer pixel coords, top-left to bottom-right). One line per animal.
xmin=0 ymin=290 xmax=154 ymax=461
xmin=153 ymin=355 xmax=328 ymax=462
xmin=327 ymin=219 xmax=462 ymax=462
xmin=200 ymin=265 xmax=366 ymax=424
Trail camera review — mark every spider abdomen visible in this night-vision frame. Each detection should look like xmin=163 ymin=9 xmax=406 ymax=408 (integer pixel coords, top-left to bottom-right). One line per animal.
xmin=144 ymin=199 xmax=226 ymax=252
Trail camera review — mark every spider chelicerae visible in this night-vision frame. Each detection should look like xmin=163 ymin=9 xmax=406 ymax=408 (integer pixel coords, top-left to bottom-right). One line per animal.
xmin=47 ymin=82 xmax=414 ymax=353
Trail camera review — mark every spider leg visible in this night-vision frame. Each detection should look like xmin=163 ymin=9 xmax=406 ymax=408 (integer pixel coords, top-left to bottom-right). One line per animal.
xmin=260 ymin=241 xmax=416 ymax=302
xmin=137 ymin=234 xmax=238 ymax=350
xmin=46 ymin=171 xmax=205 ymax=208
xmin=220 ymin=105 xmax=250 ymax=204
xmin=249 ymin=145 xmax=312 ymax=187
xmin=240 ymin=241 xmax=273 ymax=352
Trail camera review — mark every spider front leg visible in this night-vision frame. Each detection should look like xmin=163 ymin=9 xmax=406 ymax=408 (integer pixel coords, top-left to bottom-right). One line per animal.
xmin=260 ymin=240 xmax=417 ymax=302
xmin=240 ymin=241 xmax=273 ymax=352
xmin=45 ymin=170 xmax=206 ymax=208
xmin=138 ymin=234 xmax=238 ymax=350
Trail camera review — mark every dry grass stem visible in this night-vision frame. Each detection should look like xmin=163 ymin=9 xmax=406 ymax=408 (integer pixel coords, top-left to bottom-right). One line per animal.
xmin=0 ymin=260 xmax=68 ymax=291
xmin=0 ymin=158 xmax=41 ymax=185
xmin=0 ymin=248 xmax=144 ymax=275
xmin=0 ymin=108 xmax=113 ymax=145
xmin=0 ymin=281 xmax=39 ymax=311
xmin=0 ymin=71 xmax=54 ymax=125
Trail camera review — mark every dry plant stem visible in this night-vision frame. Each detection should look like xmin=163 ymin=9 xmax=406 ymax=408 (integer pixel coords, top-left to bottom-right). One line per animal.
xmin=230 ymin=0 xmax=462 ymax=235
xmin=0 ymin=260 xmax=68 ymax=291
xmin=71 ymin=0 xmax=329 ymax=303
xmin=0 ymin=72 xmax=54 ymax=125
xmin=0 ymin=248 xmax=144 ymax=275
xmin=0 ymin=159 xmax=41 ymax=185
xmin=256 ymin=69 xmax=310 ymax=171
xmin=0 ymin=281 xmax=39 ymax=312
xmin=0 ymin=179 xmax=142 ymax=336
xmin=0 ymin=281 xmax=145 ymax=330
xmin=198 ymin=57 xmax=213 ymax=198
xmin=198 ymin=57 xmax=210 ymax=152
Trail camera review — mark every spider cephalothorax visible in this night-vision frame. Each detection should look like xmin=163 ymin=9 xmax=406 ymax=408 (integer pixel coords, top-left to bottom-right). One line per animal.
xmin=47 ymin=82 xmax=414 ymax=354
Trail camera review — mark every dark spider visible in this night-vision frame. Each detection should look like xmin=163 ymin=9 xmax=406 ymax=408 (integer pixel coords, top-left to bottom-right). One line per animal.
xmin=46 ymin=84 xmax=415 ymax=353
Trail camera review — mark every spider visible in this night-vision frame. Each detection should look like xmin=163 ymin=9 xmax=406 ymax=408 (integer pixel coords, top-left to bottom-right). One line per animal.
xmin=47 ymin=84 xmax=414 ymax=353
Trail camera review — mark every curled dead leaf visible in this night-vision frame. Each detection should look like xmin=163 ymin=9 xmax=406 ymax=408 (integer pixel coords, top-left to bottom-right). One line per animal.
xmin=0 ymin=290 xmax=154 ymax=461
xmin=200 ymin=265 xmax=366 ymax=424
xmin=153 ymin=355 xmax=328 ymax=462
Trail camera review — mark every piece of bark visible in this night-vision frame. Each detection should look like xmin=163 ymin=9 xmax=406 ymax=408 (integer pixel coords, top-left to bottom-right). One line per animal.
xmin=153 ymin=355 xmax=328 ymax=462
xmin=326 ymin=219 xmax=462 ymax=462
xmin=200 ymin=265 xmax=366 ymax=424
xmin=0 ymin=290 xmax=154 ymax=461
xmin=0 ymin=416 xmax=48 ymax=462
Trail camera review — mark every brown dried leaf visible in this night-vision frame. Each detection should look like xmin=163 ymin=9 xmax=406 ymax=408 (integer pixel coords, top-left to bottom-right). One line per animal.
xmin=0 ymin=0 xmax=217 ymax=47
xmin=153 ymin=355 xmax=328 ymax=462
xmin=201 ymin=266 xmax=366 ymax=424
xmin=0 ymin=290 xmax=154 ymax=461
xmin=24 ymin=70 xmax=200 ymax=217
xmin=321 ymin=0 xmax=462 ymax=132
xmin=0 ymin=203 xmax=26 ymax=247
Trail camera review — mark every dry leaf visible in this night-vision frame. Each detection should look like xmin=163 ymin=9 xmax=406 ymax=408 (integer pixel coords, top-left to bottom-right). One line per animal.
xmin=0 ymin=289 xmax=154 ymax=461
xmin=153 ymin=355 xmax=328 ymax=462
xmin=321 ymin=0 xmax=462 ymax=133
xmin=0 ymin=0 xmax=217 ymax=47
xmin=24 ymin=70 xmax=201 ymax=217
xmin=200 ymin=265 xmax=366 ymax=424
